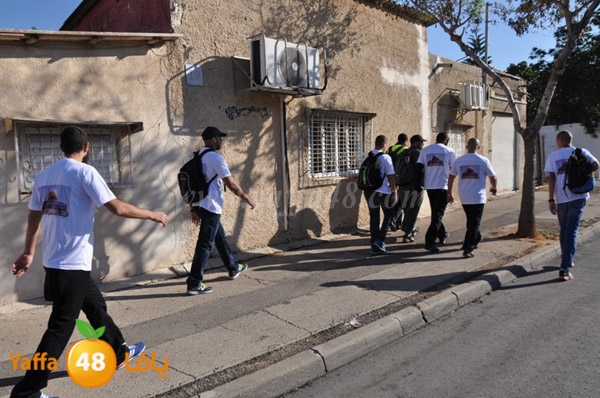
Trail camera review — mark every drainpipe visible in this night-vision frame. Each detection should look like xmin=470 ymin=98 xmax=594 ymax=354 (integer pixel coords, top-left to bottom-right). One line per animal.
xmin=280 ymin=95 xmax=290 ymax=231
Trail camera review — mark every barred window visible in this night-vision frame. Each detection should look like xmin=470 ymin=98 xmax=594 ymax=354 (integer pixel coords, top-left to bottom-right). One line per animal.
xmin=9 ymin=119 xmax=141 ymax=199
xmin=308 ymin=110 xmax=372 ymax=179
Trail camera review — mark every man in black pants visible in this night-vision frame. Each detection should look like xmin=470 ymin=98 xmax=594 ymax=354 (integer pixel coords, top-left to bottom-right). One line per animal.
xmin=417 ymin=132 xmax=456 ymax=253
xmin=10 ymin=126 xmax=168 ymax=398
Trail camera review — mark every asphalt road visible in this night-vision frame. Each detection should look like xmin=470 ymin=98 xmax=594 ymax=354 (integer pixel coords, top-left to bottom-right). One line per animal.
xmin=281 ymin=240 xmax=600 ymax=398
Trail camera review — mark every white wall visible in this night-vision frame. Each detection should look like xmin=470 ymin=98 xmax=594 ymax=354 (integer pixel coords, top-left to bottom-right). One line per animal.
xmin=540 ymin=123 xmax=600 ymax=178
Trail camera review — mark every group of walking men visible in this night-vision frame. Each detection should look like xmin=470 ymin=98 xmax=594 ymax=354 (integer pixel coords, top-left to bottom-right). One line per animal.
xmin=8 ymin=124 xmax=599 ymax=398
xmin=364 ymin=128 xmax=598 ymax=284
xmin=363 ymin=131 xmax=497 ymax=258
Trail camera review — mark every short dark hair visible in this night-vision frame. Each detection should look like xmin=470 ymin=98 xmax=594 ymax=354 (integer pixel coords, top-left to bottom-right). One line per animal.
xmin=60 ymin=126 xmax=88 ymax=155
xmin=375 ymin=135 xmax=387 ymax=147
xmin=397 ymin=133 xmax=408 ymax=144
xmin=557 ymin=130 xmax=573 ymax=145
xmin=436 ymin=132 xmax=448 ymax=143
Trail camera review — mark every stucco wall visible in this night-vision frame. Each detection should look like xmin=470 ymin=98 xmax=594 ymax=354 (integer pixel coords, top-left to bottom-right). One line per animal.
xmin=171 ymin=0 xmax=430 ymax=247
xmin=0 ymin=39 xmax=188 ymax=304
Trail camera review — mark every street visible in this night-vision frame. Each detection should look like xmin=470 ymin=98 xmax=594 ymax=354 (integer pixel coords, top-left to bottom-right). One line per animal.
xmin=282 ymin=239 xmax=600 ymax=398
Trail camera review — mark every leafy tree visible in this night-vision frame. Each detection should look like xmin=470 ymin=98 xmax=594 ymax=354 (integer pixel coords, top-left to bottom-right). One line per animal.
xmin=390 ymin=0 xmax=600 ymax=237
xmin=461 ymin=28 xmax=493 ymax=66
xmin=508 ymin=13 xmax=600 ymax=137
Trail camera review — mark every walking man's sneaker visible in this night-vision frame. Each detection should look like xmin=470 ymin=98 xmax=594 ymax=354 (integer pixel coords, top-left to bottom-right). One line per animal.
xmin=117 ymin=342 xmax=147 ymax=369
xmin=372 ymin=240 xmax=387 ymax=253
xmin=424 ymin=244 xmax=440 ymax=253
xmin=463 ymin=250 xmax=475 ymax=258
xmin=439 ymin=232 xmax=449 ymax=245
xmin=402 ymin=235 xmax=414 ymax=243
xmin=229 ymin=263 xmax=248 ymax=280
xmin=558 ymin=269 xmax=574 ymax=281
xmin=40 ymin=393 xmax=60 ymax=398
xmin=187 ymin=282 xmax=214 ymax=295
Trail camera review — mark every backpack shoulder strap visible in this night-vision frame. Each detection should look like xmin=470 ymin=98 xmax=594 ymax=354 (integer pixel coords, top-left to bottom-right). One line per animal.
xmin=198 ymin=147 xmax=218 ymax=184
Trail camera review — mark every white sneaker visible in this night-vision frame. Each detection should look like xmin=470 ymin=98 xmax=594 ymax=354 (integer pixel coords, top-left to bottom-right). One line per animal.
xmin=40 ymin=393 xmax=60 ymax=398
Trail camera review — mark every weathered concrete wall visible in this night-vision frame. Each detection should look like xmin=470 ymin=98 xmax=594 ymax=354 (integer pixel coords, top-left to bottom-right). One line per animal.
xmin=0 ymin=39 xmax=189 ymax=304
xmin=171 ymin=0 xmax=430 ymax=246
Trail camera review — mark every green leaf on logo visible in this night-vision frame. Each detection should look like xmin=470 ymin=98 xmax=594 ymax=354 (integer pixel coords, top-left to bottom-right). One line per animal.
xmin=75 ymin=319 xmax=96 ymax=339
xmin=94 ymin=326 xmax=106 ymax=338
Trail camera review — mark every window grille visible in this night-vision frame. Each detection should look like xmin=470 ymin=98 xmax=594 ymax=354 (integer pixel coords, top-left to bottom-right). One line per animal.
xmin=308 ymin=111 xmax=370 ymax=179
xmin=11 ymin=120 xmax=138 ymax=198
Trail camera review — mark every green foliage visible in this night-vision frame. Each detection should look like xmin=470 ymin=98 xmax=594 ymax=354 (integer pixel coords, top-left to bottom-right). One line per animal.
xmin=507 ymin=13 xmax=600 ymax=136
xmin=462 ymin=28 xmax=493 ymax=65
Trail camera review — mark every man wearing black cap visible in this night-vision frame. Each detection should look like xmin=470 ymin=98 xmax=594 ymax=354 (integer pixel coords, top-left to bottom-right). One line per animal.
xmin=398 ymin=134 xmax=426 ymax=243
xmin=186 ymin=126 xmax=256 ymax=295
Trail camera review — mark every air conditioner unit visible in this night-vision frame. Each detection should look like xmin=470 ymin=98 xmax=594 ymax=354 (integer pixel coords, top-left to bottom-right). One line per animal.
xmin=250 ymin=35 xmax=320 ymax=91
xmin=460 ymin=84 xmax=488 ymax=110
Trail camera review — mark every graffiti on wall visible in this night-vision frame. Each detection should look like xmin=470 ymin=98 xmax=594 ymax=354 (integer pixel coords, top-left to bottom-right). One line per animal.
xmin=225 ymin=106 xmax=268 ymax=120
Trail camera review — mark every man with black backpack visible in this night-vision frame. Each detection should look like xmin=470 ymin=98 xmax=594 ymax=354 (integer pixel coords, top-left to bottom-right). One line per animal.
xmin=186 ymin=126 xmax=256 ymax=295
xmin=544 ymin=130 xmax=598 ymax=281
xmin=359 ymin=135 xmax=397 ymax=255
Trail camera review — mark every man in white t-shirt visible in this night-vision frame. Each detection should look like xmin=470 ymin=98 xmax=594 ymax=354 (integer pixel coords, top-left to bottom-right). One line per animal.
xmin=417 ymin=132 xmax=456 ymax=253
xmin=364 ymin=135 xmax=398 ymax=254
xmin=544 ymin=130 xmax=598 ymax=281
xmin=186 ymin=126 xmax=256 ymax=295
xmin=11 ymin=126 xmax=168 ymax=398
xmin=447 ymin=138 xmax=497 ymax=258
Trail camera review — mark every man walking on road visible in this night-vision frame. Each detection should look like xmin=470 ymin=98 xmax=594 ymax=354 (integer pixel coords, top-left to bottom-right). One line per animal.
xmin=545 ymin=130 xmax=598 ymax=281
xmin=387 ymin=133 xmax=409 ymax=231
xmin=10 ymin=126 xmax=169 ymax=398
xmin=447 ymin=138 xmax=497 ymax=258
xmin=363 ymin=135 xmax=398 ymax=255
xmin=186 ymin=126 xmax=256 ymax=295
xmin=398 ymin=134 xmax=426 ymax=243
xmin=417 ymin=132 xmax=456 ymax=253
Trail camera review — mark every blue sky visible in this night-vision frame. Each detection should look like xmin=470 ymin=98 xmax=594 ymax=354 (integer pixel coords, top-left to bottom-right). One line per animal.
xmin=0 ymin=0 xmax=556 ymax=71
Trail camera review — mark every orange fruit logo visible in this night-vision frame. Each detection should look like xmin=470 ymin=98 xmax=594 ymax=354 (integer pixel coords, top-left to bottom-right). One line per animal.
xmin=66 ymin=319 xmax=116 ymax=388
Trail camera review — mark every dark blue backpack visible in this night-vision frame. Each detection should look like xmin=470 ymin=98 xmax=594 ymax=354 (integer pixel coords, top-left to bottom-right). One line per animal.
xmin=564 ymin=148 xmax=595 ymax=194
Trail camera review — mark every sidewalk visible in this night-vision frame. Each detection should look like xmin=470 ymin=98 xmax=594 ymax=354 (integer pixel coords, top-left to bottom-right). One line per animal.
xmin=2 ymin=190 xmax=600 ymax=398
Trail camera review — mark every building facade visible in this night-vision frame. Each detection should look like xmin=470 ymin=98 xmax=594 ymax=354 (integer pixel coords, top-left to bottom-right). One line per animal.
xmin=0 ymin=0 xmax=525 ymax=304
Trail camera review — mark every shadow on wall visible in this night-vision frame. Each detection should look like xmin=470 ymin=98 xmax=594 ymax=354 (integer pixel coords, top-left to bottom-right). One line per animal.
xmin=329 ymin=179 xmax=361 ymax=234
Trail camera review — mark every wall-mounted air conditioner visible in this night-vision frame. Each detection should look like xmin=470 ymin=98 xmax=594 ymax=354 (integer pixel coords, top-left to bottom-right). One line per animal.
xmin=459 ymin=83 xmax=488 ymax=110
xmin=250 ymin=35 xmax=321 ymax=92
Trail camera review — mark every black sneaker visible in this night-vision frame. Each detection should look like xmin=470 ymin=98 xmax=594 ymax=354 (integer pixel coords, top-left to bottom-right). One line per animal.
xmin=463 ymin=250 xmax=475 ymax=258
xmin=424 ymin=244 xmax=439 ymax=253
xmin=439 ymin=232 xmax=449 ymax=245
xmin=558 ymin=270 xmax=574 ymax=281
xmin=229 ymin=263 xmax=248 ymax=280
xmin=187 ymin=282 xmax=214 ymax=295
xmin=402 ymin=235 xmax=414 ymax=243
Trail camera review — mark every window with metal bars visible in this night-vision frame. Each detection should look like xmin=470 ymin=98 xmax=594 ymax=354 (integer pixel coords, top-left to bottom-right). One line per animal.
xmin=10 ymin=120 xmax=139 ymax=198
xmin=308 ymin=111 xmax=371 ymax=179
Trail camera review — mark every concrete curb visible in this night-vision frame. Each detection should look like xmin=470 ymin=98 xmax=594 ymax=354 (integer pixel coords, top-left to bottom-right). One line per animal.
xmin=201 ymin=224 xmax=599 ymax=398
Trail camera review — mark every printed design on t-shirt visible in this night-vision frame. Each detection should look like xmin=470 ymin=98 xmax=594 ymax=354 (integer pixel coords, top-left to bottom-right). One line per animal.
xmin=41 ymin=186 xmax=70 ymax=217
xmin=555 ymin=159 xmax=568 ymax=175
xmin=426 ymin=153 xmax=445 ymax=167
xmin=459 ymin=165 xmax=480 ymax=179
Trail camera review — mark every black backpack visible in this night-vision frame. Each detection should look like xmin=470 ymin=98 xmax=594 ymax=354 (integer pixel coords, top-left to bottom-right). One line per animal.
xmin=394 ymin=148 xmax=414 ymax=186
xmin=357 ymin=152 xmax=385 ymax=191
xmin=178 ymin=148 xmax=218 ymax=204
xmin=564 ymin=148 xmax=595 ymax=194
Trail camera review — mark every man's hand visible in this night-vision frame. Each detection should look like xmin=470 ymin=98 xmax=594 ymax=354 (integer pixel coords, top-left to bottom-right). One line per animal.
xmin=12 ymin=253 xmax=34 ymax=278
xmin=549 ymin=200 xmax=557 ymax=215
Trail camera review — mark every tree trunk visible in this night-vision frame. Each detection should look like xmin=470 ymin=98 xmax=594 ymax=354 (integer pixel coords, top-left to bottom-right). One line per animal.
xmin=516 ymin=133 xmax=537 ymax=237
